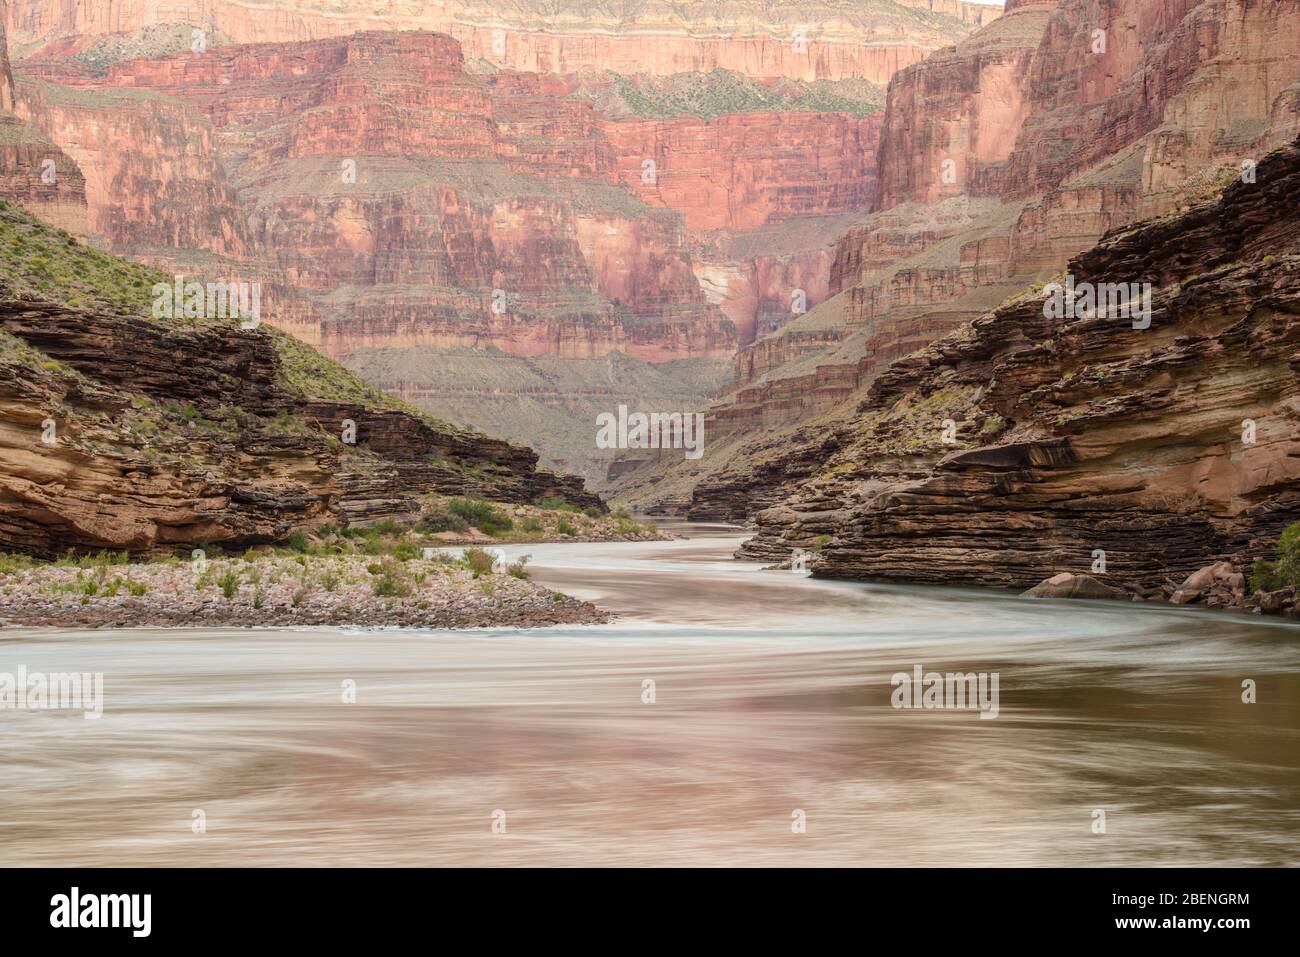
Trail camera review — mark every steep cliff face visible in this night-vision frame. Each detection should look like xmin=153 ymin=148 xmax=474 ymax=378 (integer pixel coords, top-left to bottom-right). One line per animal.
xmin=12 ymin=32 xmax=736 ymax=363
xmin=741 ymin=136 xmax=1300 ymax=592
xmin=0 ymin=0 xmax=13 ymax=111
xmin=6 ymin=0 xmax=998 ymax=84
xmin=1002 ymin=0 xmax=1300 ymax=204
xmin=872 ymin=2 xmax=1053 ymax=210
xmin=0 ymin=200 xmax=600 ymax=558
xmin=0 ymin=5 xmax=89 ymax=235
xmin=611 ymin=0 xmax=1300 ymax=516
xmin=605 ymin=111 xmax=882 ymax=231
xmin=2 ymin=8 xmax=1003 ymax=482
xmin=0 ymin=113 xmax=87 ymax=235
xmin=15 ymin=78 xmax=253 ymax=261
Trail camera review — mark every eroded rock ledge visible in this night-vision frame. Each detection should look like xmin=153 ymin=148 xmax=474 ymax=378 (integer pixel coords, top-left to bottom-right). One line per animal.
xmin=0 ymin=291 xmax=601 ymax=559
xmin=741 ymin=135 xmax=1300 ymax=598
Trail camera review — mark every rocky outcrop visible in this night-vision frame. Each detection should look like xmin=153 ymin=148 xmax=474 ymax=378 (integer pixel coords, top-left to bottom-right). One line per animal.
xmin=1022 ymin=572 xmax=1128 ymax=599
xmin=741 ymin=136 xmax=1300 ymax=594
xmin=0 ymin=203 xmax=601 ymax=559
xmin=0 ymin=0 xmax=89 ymax=232
xmin=15 ymin=78 xmax=252 ymax=260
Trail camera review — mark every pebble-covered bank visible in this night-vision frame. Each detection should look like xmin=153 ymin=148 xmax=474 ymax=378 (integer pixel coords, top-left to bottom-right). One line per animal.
xmin=0 ymin=553 xmax=609 ymax=629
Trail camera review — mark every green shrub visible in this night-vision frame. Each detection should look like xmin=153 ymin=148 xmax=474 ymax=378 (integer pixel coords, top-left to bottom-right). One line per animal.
xmin=519 ymin=516 xmax=544 ymax=533
xmin=391 ymin=538 xmax=420 ymax=562
xmin=218 ymin=569 xmax=240 ymax=599
xmin=447 ymin=498 xmax=513 ymax=535
xmin=1250 ymin=521 xmax=1300 ymax=592
xmin=462 ymin=547 xmax=496 ymax=578
xmin=370 ymin=558 xmax=412 ymax=598
xmin=507 ymin=556 xmax=531 ymax=580
xmin=285 ymin=530 xmax=311 ymax=553
xmin=370 ymin=518 xmax=403 ymax=536
xmin=417 ymin=509 xmax=470 ymax=534
xmin=556 ymin=519 xmax=577 ymax=536
xmin=539 ymin=496 xmax=579 ymax=512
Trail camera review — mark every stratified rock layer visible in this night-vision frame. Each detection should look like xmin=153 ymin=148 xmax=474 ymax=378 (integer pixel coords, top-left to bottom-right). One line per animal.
xmin=741 ymin=136 xmax=1300 ymax=593
xmin=0 ymin=204 xmax=600 ymax=558
xmin=5 ymin=0 xmax=998 ymax=84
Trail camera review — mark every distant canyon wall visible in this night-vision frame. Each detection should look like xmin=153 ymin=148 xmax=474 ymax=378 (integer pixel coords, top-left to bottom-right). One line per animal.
xmin=4 ymin=25 xmax=906 ymax=359
xmin=5 ymin=0 xmax=1000 ymax=84
xmin=608 ymin=0 xmax=1300 ymax=514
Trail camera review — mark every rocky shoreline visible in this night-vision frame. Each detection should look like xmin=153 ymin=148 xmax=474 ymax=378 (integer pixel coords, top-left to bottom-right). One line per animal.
xmin=1022 ymin=562 xmax=1300 ymax=621
xmin=0 ymin=551 xmax=610 ymax=630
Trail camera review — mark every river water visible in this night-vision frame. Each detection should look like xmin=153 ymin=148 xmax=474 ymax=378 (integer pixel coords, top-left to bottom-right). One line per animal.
xmin=2 ymin=522 xmax=1298 ymax=866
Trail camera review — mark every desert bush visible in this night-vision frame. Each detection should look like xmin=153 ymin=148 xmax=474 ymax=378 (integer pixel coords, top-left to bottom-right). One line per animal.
xmin=1251 ymin=521 xmax=1300 ymax=592
xmin=538 ymin=496 xmax=577 ymax=512
xmin=447 ymin=498 xmax=513 ymax=535
xmin=218 ymin=569 xmax=240 ymax=599
xmin=462 ymin=547 xmax=496 ymax=578
xmin=417 ymin=508 xmax=470 ymax=534
xmin=370 ymin=558 xmax=412 ymax=598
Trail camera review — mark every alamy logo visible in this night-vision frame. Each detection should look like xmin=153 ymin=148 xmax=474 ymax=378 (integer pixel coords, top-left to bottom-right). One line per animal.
xmin=0 ymin=666 xmax=103 ymax=719
xmin=1042 ymin=273 xmax=1152 ymax=329
xmin=596 ymin=404 xmax=704 ymax=460
xmin=890 ymin=664 xmax=999 ymax=720
xmin=50 ymin=887 xmax=150 ymax=937
xmin=152 ymin=275 xmax=262 ymax=328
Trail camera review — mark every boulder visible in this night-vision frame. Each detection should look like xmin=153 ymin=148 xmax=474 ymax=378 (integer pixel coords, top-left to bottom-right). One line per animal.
xmin=1022 ymin=573 xmax=1127 ymax=600
xmin=1255 ymin=587 xmax=1296 ymax=614
xmin=1179 ymin=561 xmax=1236 ymax=593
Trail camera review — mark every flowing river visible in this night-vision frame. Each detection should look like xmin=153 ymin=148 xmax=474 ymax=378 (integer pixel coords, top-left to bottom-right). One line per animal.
xmin=2 ymin=522 xmax=1298 ymax=866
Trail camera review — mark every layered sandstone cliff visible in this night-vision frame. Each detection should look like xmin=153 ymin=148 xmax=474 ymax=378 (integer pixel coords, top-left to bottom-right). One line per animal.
xmin=0 ymin=1 xmax=89 ymax=234
xmin=6 ymin=0 xmax=998 ymax=84
xmin=0 ymin=7 xmax=1001 ymax=482
xmin=610 ymin=0 xmax=1300 ymax=515
xmin=740 ymin=135 xmax=1300 ymax=592
xmin=11 ymin=32 xmax=737 ymax=362
xmin=0 ymin=200 xmax=599 ymax=558
xmin=0 ymin=0 xmax=12 ymax=110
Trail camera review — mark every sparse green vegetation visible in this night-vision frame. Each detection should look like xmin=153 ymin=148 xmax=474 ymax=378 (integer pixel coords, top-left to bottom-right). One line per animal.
xmin=1250 ymin=521 xmax=1300 ymax=592
xmin=446 ymin=498 xmax=514 ymax=536
xmin=462 ymin=547 xmax=496 ymax=579
xmin=570 ymin=69 xmax=883 ymax=120
xmin=218 ymin=569 xmax=240 ymax=599
xmin=0 ymin=199 xmax=168 ymax=313
xmin=369 ymin=558 xmax=413 ymax=598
